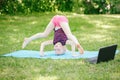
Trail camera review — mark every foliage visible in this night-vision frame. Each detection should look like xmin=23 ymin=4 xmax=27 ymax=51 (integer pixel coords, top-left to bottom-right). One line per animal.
xmin=80 ymin=0 xmax=120 ymax=14
xmin=0 ymin=0 xmax=120 ymax=14
xmin=109 ymin=0 xmax=120 ymax=14
xmin=0 ymin=0 xmax=73 ymax=15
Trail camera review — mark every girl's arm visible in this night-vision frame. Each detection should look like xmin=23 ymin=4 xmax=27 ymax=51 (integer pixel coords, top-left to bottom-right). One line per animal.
xmin=66 ymin=40 xmax=76 ymax=56
xmin=40 ymin=40 xmax=53 ymax=56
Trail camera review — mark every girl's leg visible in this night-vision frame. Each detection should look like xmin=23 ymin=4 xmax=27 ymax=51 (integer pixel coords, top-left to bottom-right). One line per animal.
xmin=60 ymin=22 xmax=84 ymax=54
xmin=22 ymin=21 xmax=54 ymax=48
xmin=40 ymin=40 xmax=53 ymax=56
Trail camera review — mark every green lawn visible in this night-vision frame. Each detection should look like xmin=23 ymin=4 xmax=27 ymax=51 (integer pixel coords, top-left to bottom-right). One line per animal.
xmin=0 ymin=13 xmax=120 ymax=80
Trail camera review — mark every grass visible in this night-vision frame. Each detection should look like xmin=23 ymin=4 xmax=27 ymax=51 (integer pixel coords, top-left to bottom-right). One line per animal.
xmin=0 ymin=12 xmax=120 ymax=80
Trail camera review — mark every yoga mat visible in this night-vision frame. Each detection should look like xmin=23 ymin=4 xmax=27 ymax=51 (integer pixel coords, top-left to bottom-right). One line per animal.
xmin=3 ymin=50 xmax=119 ymax=59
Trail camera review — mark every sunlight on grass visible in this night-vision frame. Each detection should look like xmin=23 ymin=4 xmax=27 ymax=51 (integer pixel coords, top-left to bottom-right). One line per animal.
xmin=1 ymin=67 xmax=14 ymax=77
xmin=34 ymin=75 xmax=58 ymax=80
xmin=101 ymin=25 xmax=116 ymax=29
xmin=9 ymin=19 xmax=15 ymax=22
xmin=92 ymin=19 xmax=117 ymax=29
xmin=92 ymin=20 xmax=103 ymax=26
xmin=76 ymin=60 xmax=85 ymax=65
xmin=77 ymin=14 xmax=119 ymax=30
xmin=102 ymin=25 xmax=111 ymax=29
xmin=102 ymin=15 xmax=120 ymax=18
xmin=13 ymin=28 xmax=19 ymax=32
xmin=14 ymin=16 xmax=19 ymax=19
xmin=80 ymin=33 xmax=107 ymax=43
xmin=9 ymin=36 xmax=20 ymax=43
xmin=111 ymin=72 xmax=120 ymax=79
xmin=30 ymin=21 xmax=38 ymax=25
xmin=90 ymin=34 xmax=106 ymax=41
xmin=0 ymin=43 xmax=4 ymax=48
xmin=67 ymin=13 xmax=85 ymax=18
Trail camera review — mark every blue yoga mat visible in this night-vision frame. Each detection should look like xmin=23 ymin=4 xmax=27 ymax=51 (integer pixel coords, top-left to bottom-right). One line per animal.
xmin=3 ymin=50 xmax=119 ymax=59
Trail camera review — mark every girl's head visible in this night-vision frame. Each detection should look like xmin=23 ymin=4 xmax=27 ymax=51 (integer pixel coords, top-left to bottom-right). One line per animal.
xmin=54 ymin=42 xmax=65 ymax=55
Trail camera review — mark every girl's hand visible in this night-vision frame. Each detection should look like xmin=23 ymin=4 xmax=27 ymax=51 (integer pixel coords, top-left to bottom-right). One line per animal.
xmin=40 ymin=51 xmax=45 ymax=57
xmin=72 ymin=53 xmax=79 ymax=57
xmin=22 ymin=38 xmax=30 ymax=49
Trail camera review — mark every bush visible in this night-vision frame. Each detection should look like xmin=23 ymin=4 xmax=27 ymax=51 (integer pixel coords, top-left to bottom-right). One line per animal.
xmin=0 ymin=0 xmax=119 ymax=15
xmin=0 ymin=0 xmax=73 ymax=15
xmin=110 ymin=0 xmax=120 ymax=14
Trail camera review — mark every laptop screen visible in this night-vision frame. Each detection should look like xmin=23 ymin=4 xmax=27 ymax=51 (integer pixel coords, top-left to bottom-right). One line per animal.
xmin=97 ymin=44 xmax=117 ymax=63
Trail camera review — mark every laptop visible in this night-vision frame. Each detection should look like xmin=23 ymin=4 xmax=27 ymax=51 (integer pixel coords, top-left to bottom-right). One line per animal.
xmin=87 ymin=44 xmax=118 ymax=64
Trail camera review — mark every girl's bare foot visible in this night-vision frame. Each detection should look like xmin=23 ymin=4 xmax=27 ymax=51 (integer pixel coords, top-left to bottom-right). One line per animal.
xmin=22 ymin=38 xmax=30 ymax=49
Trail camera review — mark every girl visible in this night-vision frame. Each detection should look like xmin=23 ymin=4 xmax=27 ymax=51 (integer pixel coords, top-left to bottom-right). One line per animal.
xmin=22 ymin=15 xmax=84 ymax=56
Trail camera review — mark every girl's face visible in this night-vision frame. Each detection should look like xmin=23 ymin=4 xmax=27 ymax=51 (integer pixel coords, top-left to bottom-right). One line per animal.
xmin=54 ymin=42 xmax=65 ymax=55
